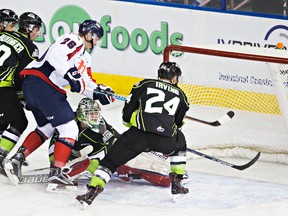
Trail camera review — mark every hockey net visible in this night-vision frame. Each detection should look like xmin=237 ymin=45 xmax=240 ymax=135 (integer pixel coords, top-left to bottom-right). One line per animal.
xmin=164 ymin=44 xmax=288 ymax=164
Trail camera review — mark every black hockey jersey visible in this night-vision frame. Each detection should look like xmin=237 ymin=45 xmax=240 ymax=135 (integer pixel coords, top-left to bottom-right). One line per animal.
xmin=73 ymin=119 xmax=120 ymax=157
xmin=49 ymin=118 xmax=120 ymax=160
xmin=0 ymin=31 xmax=39 ymax=89
xmin=123 ymin=78 xmax=189 ymax=137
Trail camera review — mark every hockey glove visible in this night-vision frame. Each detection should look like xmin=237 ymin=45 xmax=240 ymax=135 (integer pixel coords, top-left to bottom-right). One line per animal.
xmin=64 ymin=67 xmax=83 ymax=93
xmin=16 ymin=91 xmax=31 ymax=110
xmin=93 ymin=84 xmax=115 ymax=105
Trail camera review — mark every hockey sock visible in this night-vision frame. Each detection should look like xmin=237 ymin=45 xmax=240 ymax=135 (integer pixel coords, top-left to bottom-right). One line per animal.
xmin=90 ymin=176 xmax=106 ymax=188
xmin=0 ymin=137 xmax=17 ymax=152
xmin=22 ymin=129 xmax=47 ymax=157
xmin=53 ymin=138 xmax=74 ymax=167
xmin=86 ymin=159 xmax=100 ymax=175
xmin=170 ymin=164 xmax=186 ymax=176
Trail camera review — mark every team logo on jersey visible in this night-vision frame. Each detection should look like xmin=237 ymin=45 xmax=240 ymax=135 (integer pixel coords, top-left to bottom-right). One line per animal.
xmin=75 ymin=59 xmax=87 ymax=74
xmin=156 ymin=126 xmax=165 ymax=133
xmin=32 ymin=49 xmax=39 ymax=58
xmin=102 ymin=130 xmax=113 ymax=143
xmin=46 ymin=115 xmax=54 ymax=120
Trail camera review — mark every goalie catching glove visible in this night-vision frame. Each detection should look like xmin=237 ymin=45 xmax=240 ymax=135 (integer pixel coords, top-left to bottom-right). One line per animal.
xmin=93 ymin=84 xmax=115 ymax=105
xmin=64 ymin=67 xmax=84 ymax=93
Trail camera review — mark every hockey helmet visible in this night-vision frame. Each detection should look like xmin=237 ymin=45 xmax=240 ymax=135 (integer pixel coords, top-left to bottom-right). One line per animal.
xmin=158 ymin=61 xmax=182 ymax=83
xmin=19 ymin=12 xmax=42 ymax=32
xmin=79 ymin=20 xmax=103 ymax=39
xmin=0 ymin=9 xmax=18 ymax=27
xmin=76 ymin=98 xmax=102 ymax=129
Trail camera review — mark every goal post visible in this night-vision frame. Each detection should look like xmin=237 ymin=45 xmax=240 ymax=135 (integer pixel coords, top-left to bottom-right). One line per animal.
xmin=163 ymin=44 xmax=288 ymax=164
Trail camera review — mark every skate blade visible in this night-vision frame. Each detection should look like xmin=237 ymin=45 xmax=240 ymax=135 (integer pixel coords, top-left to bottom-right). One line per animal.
xmin=172 ymin=193 xmax=188 ymax=202
xmin=75 ymin=199 xmax=89 ymax=210
xmin=182 ymin=178 xmax=192 ymax=185
xmin=46 ymin=183 xmax=78 ymax=193
xmin=118 ymin=177 xmax=132 ymax=183
xmin=0 ymin=167 xmax=7 ymax=178
xmin=4 ymin=161 xmax=19 ymax=186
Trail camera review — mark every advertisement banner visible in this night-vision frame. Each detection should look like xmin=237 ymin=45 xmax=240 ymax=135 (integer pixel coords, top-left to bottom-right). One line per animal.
xmin=3 ymin=0 xmax=288 ymax=82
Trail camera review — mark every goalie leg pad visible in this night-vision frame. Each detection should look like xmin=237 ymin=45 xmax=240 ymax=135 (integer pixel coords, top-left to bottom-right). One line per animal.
xmin=63 ymin=157 xmax=91 ymax=180
xmin=117 ymin=165 xmax=170 ymax=187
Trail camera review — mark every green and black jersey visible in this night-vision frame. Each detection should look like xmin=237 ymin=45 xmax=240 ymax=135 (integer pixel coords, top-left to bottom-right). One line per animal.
xmin=0 ymin=31 xmax=39 ymax=89
xmin=74 ymin=119 xmax=120 ymax=157
xmin=49 ymin=118 xmax=120 ymax=161
xmin=123 ymin=78 xmax=190 ymax=137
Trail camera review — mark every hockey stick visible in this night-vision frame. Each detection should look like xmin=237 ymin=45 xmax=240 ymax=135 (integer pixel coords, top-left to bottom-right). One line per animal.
xmin=93 ymin=88 xmax=127 ymax=102
xmin=185 ymin=111 xmax=235 ymax=126
xmin=187 ymin=148 xmax=261 ymax=170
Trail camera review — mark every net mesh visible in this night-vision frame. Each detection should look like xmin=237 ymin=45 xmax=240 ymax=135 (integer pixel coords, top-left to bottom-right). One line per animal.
xmin=164 ymin=45 xmax=288 ymax=163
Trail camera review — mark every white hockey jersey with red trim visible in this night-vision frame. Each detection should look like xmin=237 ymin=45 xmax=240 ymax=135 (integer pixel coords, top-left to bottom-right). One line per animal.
xmin=25 ymin=32 xmax=98 ymax=97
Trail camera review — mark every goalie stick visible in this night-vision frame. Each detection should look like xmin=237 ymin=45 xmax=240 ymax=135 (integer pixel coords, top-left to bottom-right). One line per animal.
xmin=19 ymin=173 xmax=142 ymax=184
xmin=185 ymin=111 xmax=235 ymax=126
xmin=187 ymin=148 xmax=261 ymax=170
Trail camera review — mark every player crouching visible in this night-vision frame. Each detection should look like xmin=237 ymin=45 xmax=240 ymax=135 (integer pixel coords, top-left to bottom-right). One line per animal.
xmin=46 ymin=98 xmax=174 ymax=191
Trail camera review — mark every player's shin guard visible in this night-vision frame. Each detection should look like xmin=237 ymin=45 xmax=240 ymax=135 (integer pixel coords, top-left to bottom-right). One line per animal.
xmin=53 ymin=138 xmax=74 ymax=168
xmin=21 ymin=129 xmax=48 ymax=157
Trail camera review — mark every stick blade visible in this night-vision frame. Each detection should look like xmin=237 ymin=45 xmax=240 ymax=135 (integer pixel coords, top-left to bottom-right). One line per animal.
xmin=214 ymin=110 xmax=235 ymax=126
xmin=227 ymin=111 xmax=235 ymax=118
xmin=233 ymin=152 xmax=261 ymax=170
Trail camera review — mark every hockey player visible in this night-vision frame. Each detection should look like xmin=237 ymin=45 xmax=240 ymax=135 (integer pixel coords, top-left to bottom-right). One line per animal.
xmin=76 ymin=61 xmax=190 ymax=209
xmin=47 ymin=97 xmax=119 ymax=190
xmin=48 ymin=98 xmax=171 ymax=190
xmin=0 ymin=12 xmax=42 ymax=176
xmin=3 ymin=19 xmax=115 ymax=186
xmin=0 ymin=9 xmax=18 ymax=32
xmin=0 ymin=9 xmax=18 ymax=140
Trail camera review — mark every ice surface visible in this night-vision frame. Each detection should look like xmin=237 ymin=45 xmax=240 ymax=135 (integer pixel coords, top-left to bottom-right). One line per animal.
xmin=1 ymin=92 xmax=288 ymax=216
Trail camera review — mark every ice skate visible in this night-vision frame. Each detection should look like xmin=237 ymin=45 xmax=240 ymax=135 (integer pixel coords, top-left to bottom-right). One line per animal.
xmin=0 ymin=148 xmax=8 ymax=177
xmin=46 ymin=166 xmax=78 ymax=192
xmin=169 ymin=172 xmax=189 ymax=202
xmin=76 ymin=185 xmax=103 ymax=210
xmin=4 ymin=147 xmax=26 ymax=185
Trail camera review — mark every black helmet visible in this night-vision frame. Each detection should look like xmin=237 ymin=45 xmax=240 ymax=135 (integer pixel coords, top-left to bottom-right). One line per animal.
xmin=19 ymin=12 xmax=42 ymax=32
xmin=0 ymin=9 xmax=18 ymax=23
xmin=158 ymin=61 xmax=182 ymax=82
xmin=79 ymin=20 xmax=103 ymax=39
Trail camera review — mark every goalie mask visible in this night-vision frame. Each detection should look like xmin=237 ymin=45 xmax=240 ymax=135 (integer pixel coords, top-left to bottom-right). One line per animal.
xmin=158 ymin=61 xmax=182 ymax=84
xmin=76 ymin=98 xmax=103 ymax=131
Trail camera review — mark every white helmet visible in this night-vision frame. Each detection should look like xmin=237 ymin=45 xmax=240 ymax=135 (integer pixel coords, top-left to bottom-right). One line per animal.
xmin=76 ymin=98 xmax=102 ymax=129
